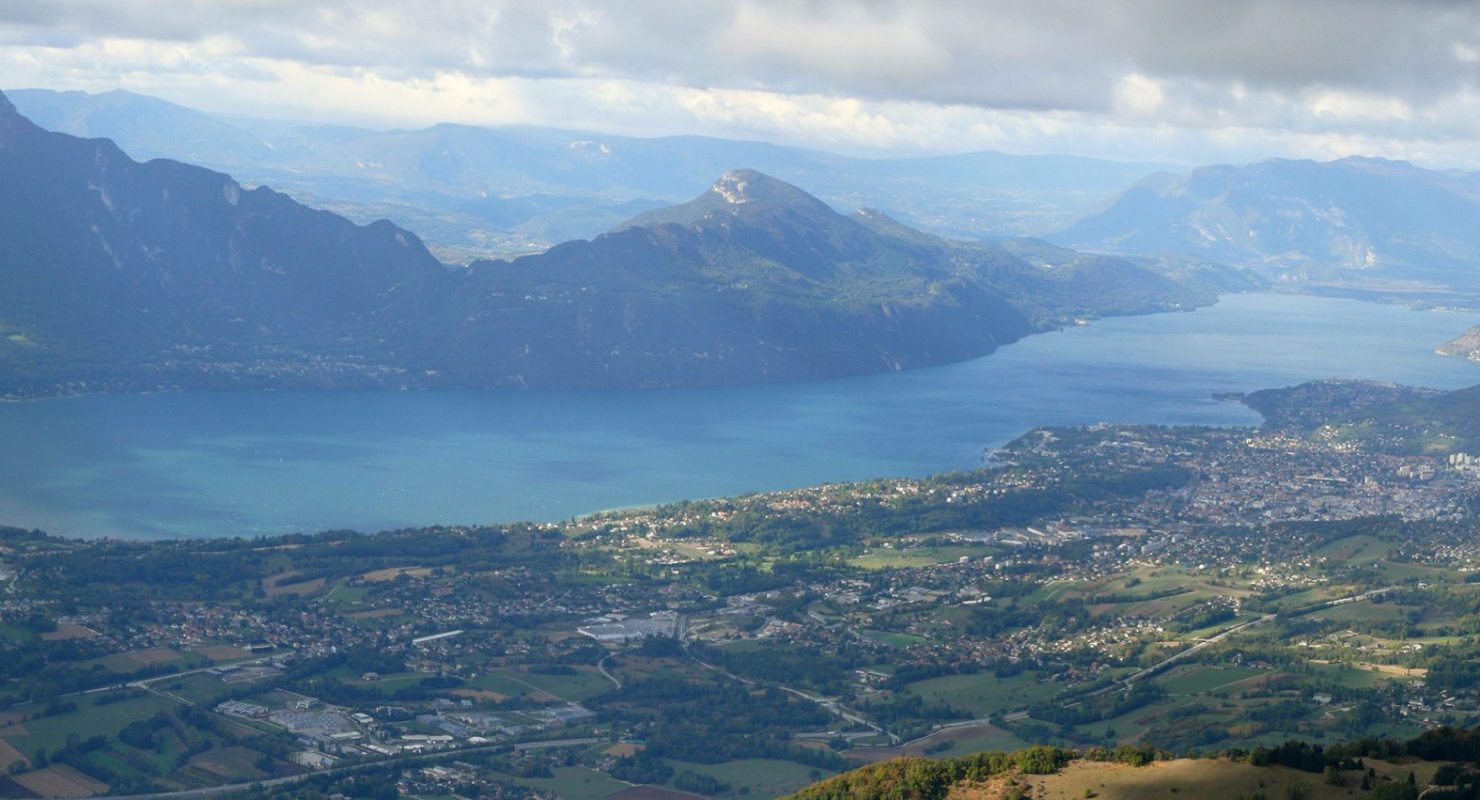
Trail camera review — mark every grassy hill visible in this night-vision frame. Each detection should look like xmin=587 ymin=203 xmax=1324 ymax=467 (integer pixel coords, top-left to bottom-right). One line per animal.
xmin=783 ymin=735 xmax=1477 ymax=800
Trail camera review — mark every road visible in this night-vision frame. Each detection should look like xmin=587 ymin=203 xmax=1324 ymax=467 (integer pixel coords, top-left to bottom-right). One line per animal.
xmin=597 ymin=652 xmax=623 ymax=690
xmin=1084 ymin=585 xmax=1400 ymax=697
xmin=683 ymin=641 xmax=898 ymax=744
xmin=1117 ymin=613 xmax=1278 ymax=687
xmin=103 ymin=736 xmax=606 ymax=800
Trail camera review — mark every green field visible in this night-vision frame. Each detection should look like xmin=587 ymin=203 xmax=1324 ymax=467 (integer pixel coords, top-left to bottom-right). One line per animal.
xmin=158 ymin=673 xmax=239 ymax=706
xmin=1309 ymin=601 xmax=1419 ymax=624
xmin=1307 ymin=661 xmax=1415 ymax=689
xmin=467 ymin=668 xmax=556 ymax=697
xmin=92 ymin=649 xmax=208 ymax=675
xmin=665 ymin=757 xmax=830 ymax=797
xmin=860 ymin=630 xmax=925 ymax=648
xmin=0 ymin=621 xmax=37 ymax=644
xmin=1155 ymin=665 xmax=1270 ymax=696
xmin=927 ymin=727 xmax=1033 ymax=758
xmin=184 ymin=745 xmax=272 ymax=782
xmin=352 ymin=672 xmax=437 ymax=694
xmin=511 ymin=765 xmax=632 ymax=800
xmin=851 ymin=545 xmax=986 ymax=570
xmin=1312 ymin=534 xmax=1392 ymax=564
xmin=515 ymin=669 xmax=616 ymax=702
xmin=85 ymin=743 xmax=165 ymax=787
xmin=324 ymin=583 xmax=370 ymax=606
xmin=4 ymin=693 xmax=181 ymax=758
xmin=906 ymin=671 xmax=1057 ymax=717
xmin=1022 ymin=580 xmax=1089 ymax=605
xmin=1370 ymin=560 xmax=1454 ymax=583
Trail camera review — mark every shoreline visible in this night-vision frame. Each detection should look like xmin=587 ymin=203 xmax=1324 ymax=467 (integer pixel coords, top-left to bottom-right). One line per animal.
xmin=2 ymin=292 xmax=1475 ymax=541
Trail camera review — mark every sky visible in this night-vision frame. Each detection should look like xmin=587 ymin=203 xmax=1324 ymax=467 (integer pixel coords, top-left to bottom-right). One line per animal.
xmin=3 ymin=0 xmax=1480 ymax=167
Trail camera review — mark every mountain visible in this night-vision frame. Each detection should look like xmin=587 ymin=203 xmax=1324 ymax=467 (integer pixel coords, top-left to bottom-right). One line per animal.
xmin=0 ymin=89 xmax=453 ymax=396
xmin=1054 ymin=156 xmax=1480 ymax=297
xmin=0 ymin=92 xmax=1249 ymax=395
xmin=431 ymin=170 xmax=1255 ymax=387
xmin=4 ymin=88 xmax=275 ymax=167
xmin=7 ymin=88 xmax=1171 ymax=256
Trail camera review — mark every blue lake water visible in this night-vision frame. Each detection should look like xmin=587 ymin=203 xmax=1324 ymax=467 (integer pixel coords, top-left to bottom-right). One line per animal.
xmin=3 ymin=292 xmax=1479 ymax=540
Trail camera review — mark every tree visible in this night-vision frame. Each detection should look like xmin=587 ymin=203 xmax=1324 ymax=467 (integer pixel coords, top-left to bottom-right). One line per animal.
xmin=1369 ymin=783 xmax=1417 ymax=800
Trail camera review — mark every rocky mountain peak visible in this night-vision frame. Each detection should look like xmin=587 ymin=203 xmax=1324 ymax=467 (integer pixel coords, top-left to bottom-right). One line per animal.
xmin=617 ymin=169 xmax=840 ymax=232
xmin=711 ymin=169 xmax=761 ymax=204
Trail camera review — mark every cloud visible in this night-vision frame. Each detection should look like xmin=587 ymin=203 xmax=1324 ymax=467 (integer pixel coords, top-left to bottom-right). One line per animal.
xmin=3 ymin=1 xmax=1480 ymax=165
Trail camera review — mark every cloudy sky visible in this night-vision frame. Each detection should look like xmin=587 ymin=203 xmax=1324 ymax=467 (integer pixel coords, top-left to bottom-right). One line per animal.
xmin=4 ymin=0 xmax=1480 ymax=167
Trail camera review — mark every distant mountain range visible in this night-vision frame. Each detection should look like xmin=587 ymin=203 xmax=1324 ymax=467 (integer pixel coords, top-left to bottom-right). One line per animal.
xmin=25 ymin=89 xmax=1480 ymax=306
xmin=0 ymin=90 xmax=1253 ymax=396
xmin=6 ymin=88 xmax=1171 ymax=256
xmin=1055 ymin=156 xmax=1480 ymax=299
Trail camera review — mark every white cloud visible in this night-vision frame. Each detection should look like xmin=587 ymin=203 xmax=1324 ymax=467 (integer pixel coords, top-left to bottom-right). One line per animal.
xmin=1112 ymin=74 xmax=1166 ymax=117
xmin=4 ymin=1 xmax=1480 ymax=167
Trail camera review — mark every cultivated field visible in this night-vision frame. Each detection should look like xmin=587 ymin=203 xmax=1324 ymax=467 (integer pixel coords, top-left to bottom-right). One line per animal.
xmin=11 ymin=764 xmax=109 ymax=798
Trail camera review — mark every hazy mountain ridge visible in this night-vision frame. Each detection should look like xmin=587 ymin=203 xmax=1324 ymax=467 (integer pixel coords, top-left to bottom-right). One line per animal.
xmin=7 ymin=88 xmax=1172 ymax=254
xmin=0 ymin=93 xmax=1249 ymax=395
xmin=0 ymin=89 xmax=454 ymax=395
xmin=1055 ymin=156 xmax=1480 ymax=297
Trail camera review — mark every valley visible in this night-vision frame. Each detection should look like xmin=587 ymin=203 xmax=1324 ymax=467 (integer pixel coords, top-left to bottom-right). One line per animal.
xmin=8 ymin=15 xmax=1480 ymax=800
xmin=4 ymin=381 xmax=1480 ymax=797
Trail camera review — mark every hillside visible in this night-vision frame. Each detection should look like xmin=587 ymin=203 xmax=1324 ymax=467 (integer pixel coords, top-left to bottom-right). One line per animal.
xmin=1438 ymin=326 xmax=1480 ymax=363
xmin=0 ymin=91 xmax=1253 ymax=395
xmin=1238 ymin=379 xmax=1480 ymax=454
xmin=788 ymin=750 xmax=1443 ymax=800
xmin=439 ymin=170 xmax=1253 ymax=388
xmin=0 ymin=89 xmax=451 ymax=396
xmin=1054 ymin=157 xmax=1480 ymax=299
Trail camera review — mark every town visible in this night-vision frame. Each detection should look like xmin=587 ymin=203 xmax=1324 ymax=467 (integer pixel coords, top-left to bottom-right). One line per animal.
xmin=4 ymin=387 xmax=1480 ymax=799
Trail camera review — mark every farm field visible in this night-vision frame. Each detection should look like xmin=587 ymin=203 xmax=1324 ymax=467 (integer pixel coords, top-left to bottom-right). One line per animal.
xmin=2 ymin=693 xmax=179 ymax=758
xmin=186 ymin=745 xmax=273 ymax=782
xmin=850 ymin=545 xmax=990 ymax=570
xmin=906 ymin=671 xmax=1057 ymax=717
xmin=10 ymin=764 xmax=110 ymax=797
xmin=511 ymin=765 xmax=633 ymax=800
xmin=664 ymin=758 xmax=829 ymax=798
xmin=1154 ymin=665 xmax=1270 ymax=695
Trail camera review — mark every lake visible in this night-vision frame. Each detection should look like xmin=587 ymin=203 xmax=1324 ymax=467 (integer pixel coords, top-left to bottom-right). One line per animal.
xmin=3 ymin=292 xmax=1479 ymax=539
